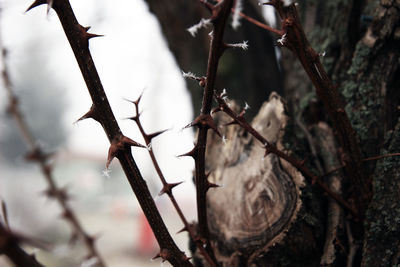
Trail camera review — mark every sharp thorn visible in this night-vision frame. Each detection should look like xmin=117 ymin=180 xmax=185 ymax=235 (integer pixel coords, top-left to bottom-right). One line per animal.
xmin=26 ymin=0 xmax=47 ymax=12
xmin=76 ymin=105 xmax=99 ymax=123
xmin=146 ymin=129 xmax=169 ymax=141
xmin=177 ymin=146 xmax=198 ymax=159
xmin=177 ymin=225 xmax=188 ymax=234
xmin=158 ymin=182 xmax=184 ymax=196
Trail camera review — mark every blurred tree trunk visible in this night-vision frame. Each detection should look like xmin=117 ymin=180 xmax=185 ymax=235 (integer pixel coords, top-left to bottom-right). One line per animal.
xmin=145 ymin=0 xmax=283 ymax=119
xmin=147 ymin=0 xmax=400 ymax=266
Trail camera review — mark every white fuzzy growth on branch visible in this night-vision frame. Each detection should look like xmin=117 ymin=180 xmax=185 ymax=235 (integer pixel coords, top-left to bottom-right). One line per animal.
xmin=231 ymin=0 xmax=243 ymax=30
xmin=182 ymin=71 xmax=200 ymax=80
xmin=229 ymin=40 xmax=249 ymax=50
xmin=277 ymin=33 xmax=287 ymax=46
xmin=187 ymin=18 xmax=212 ymax=37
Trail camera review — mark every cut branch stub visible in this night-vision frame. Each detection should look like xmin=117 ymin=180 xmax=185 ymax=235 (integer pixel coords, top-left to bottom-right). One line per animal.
xmin=204 ymin=93 xmax=303 ymax=264
xmin=106 ymin=135 xmax=145 ymax=168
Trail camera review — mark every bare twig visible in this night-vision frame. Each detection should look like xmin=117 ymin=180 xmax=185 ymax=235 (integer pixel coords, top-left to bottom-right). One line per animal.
xmin=127 ymin=94 xmax=216 ymax=266
xmin=26 ymin=0 xmax=191 ymax=265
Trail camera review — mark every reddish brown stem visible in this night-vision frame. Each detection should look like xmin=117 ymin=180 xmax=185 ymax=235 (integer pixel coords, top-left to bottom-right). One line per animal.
xmin=128 ymin=96 xmax=217 ymax=266
xmin=27 ymin=0 xmax=191 ymax=265
xmin=270 ymin=1 xmax=369 ymax=219
xmin=0 ymin=224 xmax=44 ymax=267
xmin=190 ymin=0 xmax=233 ymax=263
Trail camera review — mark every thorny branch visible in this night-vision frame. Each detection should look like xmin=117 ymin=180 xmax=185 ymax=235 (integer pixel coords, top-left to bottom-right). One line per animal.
xmin=262 ymin=0 xmax=369 ymax=221
xmin=183 ymin=0 xmax=234 ymax=264
xmin=127 ymin=94 xmax=216 ymax=266
xmin=0 ymin=202 xmax=45 ymax=267
xmin=26 ymin=0 xmax=192 ymax=266
xmin=0 ymin=14 xmax=105 ymax=267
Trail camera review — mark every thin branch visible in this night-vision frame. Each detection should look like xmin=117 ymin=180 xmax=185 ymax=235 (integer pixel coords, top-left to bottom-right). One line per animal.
xmin=186 ymin=0 xmax=234 ymax=263
xmin=0 ymin=225 xmax=44 ymax=267
xmin=26 ymin=1 xmax=191 ymax=265
xmin=267 ymin=0 xmax=369 ymax=219
xmin=127 ymin=95 xmax=216 ymax=267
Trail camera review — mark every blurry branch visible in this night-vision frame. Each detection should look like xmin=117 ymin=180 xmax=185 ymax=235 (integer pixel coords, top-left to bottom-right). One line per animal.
xmin=26 ymin=0 xmax=192 ymax=265
xmin=0 ymin=201 xmax=45 ymax=267
xmin=127 ymin=94 xmax=216 ymax=266
xmin=0 ymin=8 xmax=105 ymax=267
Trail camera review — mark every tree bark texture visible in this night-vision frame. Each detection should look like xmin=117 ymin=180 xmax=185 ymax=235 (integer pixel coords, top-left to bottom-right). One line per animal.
xmin=147 ymin=0 xmax=399 ymax=266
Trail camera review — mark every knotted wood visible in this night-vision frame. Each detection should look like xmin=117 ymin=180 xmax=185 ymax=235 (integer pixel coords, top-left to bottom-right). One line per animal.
xmin=205 ymin=93 xmax=304 ymax=264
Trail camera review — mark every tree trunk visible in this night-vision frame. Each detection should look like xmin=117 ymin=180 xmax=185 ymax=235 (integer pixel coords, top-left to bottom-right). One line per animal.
xmin=147 ymin=0 xmax=400 ymax=266
xmin=145 ymin=0 xmax=283 ymax=119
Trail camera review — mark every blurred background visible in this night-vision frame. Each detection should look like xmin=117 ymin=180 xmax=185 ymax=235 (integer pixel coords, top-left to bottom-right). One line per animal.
xmin=0 ymin=0 xmax=281 ymax=266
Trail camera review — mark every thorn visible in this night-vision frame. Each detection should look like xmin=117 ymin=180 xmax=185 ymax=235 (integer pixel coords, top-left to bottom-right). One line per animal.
xmin=177 ymin=225 xmax=188 ymax=234
xmin=106 ymin=135 xmax=146 ymax=168
xmin=211 ymin=106 xmax=222 ymax=114
xmin=26 ymin=0 xmax=47 ymax=12
xmin=187 ymin=114 xmax=221 ymax=137
xmin=225 ymin=119 xmax=239 ymax=126
xmin=146 ymin=129 xmax=169 ymax=142
xmin=263 ymin=143 xmax=272 ymax=157
xmin=178 ymin=146 xmax=198 ymax=160
xmin=158 ymin=182 xmax=183 ymax=196
xmin=153 ymin=249 xmax=170 ymax=262
xmin=76 ymin=105 xmax=99 ymax=123
xmin=85 ymin=32 xmax=104 ymax=40
xmin=206 ymin=181 xmax=220 ymax=191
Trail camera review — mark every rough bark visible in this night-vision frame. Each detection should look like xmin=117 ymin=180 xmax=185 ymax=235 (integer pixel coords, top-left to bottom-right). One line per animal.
xmin=148 ymin=0 xmax=399 ymax=266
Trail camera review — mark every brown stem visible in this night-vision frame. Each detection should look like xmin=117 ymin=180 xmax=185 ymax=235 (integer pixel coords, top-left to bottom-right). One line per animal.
xmin=191 ymin=0 xmax=233 ymax=263
xmin=128 ymin=95 xmax=217 ymax=267
xmin=270 ymin=1 xmax=369 ymax=219
xmin=0 ymin=227 xmax=44 ymax=267
xmin=26 ymin=0 xmax=191 ymax=265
